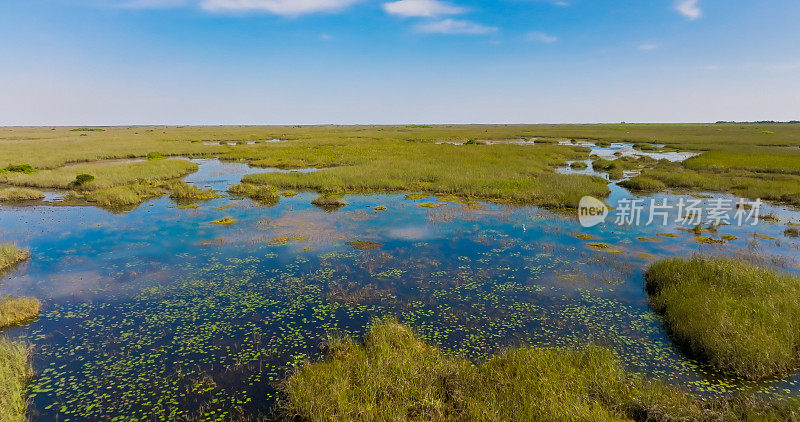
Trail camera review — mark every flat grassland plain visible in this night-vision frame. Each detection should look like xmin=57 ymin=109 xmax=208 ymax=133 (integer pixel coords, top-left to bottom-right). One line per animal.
xmin=2 ymin=123 xmax=800 ymax=207
xmin=3 ymin=123 xmax=800 ymax=421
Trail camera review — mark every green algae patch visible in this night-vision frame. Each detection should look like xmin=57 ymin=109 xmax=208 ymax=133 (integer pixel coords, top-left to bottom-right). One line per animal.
xmin=696 ymin=236 xmax=724 ymax=244
xmin=285 ymin=320 xmax=710 ymax=421
xmin=587 ymin=242 xmax=610 ymax=249
xmin=722 ymin=234 xmax=738 ymax=241
xmin=374 ymin=206 xmax=387 ymax=211
xmin=404 ymin=193 xmax=430 ymax=200
xmin=754 ymin=233 xmax=777 ymax=241
xmin=417 ymin=202 xmax=447 ymax=208
xmin=646 ymin=257 xmax=800 ymax=379
xmin=210 ymin=217 xmax=237 ymax=226
xmin=656 ymin=233 xmax=678 ymax=238
xmin=269 ymin=236 xmax=308 ymax=245
xmin=574 ymin=234 xmax=597 ymax=240
xmin=346 ymin=240 xmax=384 ymax=251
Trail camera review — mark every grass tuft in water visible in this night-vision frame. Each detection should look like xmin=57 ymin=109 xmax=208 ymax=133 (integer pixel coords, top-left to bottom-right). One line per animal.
xmin=619 ymin=176 xmax=667 ymax=192
xmin=0 ymin=188 xmax=45 ymax=202
xmin=210 ymin=217 xmax=237 ymax=225
xmin=166 ymin=181 xmax=220 ymax=201
xmin=0 ymin=244 xmax=29 ymax=273
xmin=0 ymin=338 xmax=34 ymax=422
xmin=311 ymin=195 xmax=349 ymax=211
xmin=346 ymin=240 xmax=384 ymax=250
xmin=285 ymin=320 xmax=713 ymax=421
xmin=0 ymin=296 xmax=41 ymax=329
xmin=646 ymin=257 xmax=800 ymax=379
xmin=82 ymin=184 xmax=164 ymax=208
xmin=228 ymin=183 xmax=280 ymax=204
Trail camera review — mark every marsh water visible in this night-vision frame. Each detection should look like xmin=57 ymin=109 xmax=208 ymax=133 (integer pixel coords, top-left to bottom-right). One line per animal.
xmin=2 ymin=156 xmax=800 ymax=420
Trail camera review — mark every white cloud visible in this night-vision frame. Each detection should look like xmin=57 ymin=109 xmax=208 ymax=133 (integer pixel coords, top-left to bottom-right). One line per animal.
xmin=415 ymin=19 xmax=497 ymax=35
xmin=200 ymin=0 xmax=359 ymax=16
xmin=525 ymin=31 xmax=557 ymax=43
xmin=638 ymin=43 xmax=659 ymax=51
xmin=675 ymin=0 xmax=702 ymax=20
xmin=382 ymin=0 xmax=464 ymax=18
xmin=119 ymin=0 xmax=190 ymax=9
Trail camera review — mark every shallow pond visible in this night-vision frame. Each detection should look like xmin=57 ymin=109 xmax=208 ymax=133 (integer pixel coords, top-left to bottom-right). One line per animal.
xmin=2 ymin=158 xmax=800 ymax=420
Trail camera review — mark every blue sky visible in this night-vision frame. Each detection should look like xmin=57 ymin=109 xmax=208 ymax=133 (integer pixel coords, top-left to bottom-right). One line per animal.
xmin=1 ymin=0 xmax=798 ymax=125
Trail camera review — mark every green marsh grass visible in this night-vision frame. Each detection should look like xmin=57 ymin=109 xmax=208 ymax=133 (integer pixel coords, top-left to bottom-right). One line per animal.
xmin=228 ymin=183 xmax=280 ymax=203
xmin=166 ymin=181 xmax=220 ymax=201
xmin=0 ymin=159 xmax=198 ymax=190
xmin=619 ymin=176 xmax=668 ymax=192
xmin=0 ymin=296 xmax=41 ymax=329
xmin=646 ymin=257 xmax=800 ymax=379
xmin=241 ymin=142 xmax=608 ymax=208
xmin=4 ymin=124 xmax=800 ymax=207
xmin=285 ymin=320 xmax=712 ymax=421
xmin=0 ymin=188 xmax=45 ymax=202
xmin=0 ymin=338 xmax=34 ymax=422
xmin=311 ymin=194 xmax=349 ymax=210
xmin=82 ymin=184 xmax=165 ymax=208
xmin=0 ymin=244 xmax=29 ymax=273
xmin=211 ymin=217 xmax=237 ymax=225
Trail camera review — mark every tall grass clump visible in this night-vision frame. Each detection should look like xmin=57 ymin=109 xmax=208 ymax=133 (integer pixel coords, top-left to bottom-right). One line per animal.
xmin=4 ymin=164 xmax=36 ymax=174
xmin=0 ymin=296 xmax=41 ymax=329
xmin=646 ymin=257 xmax=800 ymax=379
xmin=0 ymin=338 xmax=34 ymax=422
xmin=619 ymin=176 xmax=667 ymax=192
xmin=82 ymin=184 xmax=165 ymax=208
xmin=311 ymin=194 xmax=349 ymax=211
xmin=0 ymin=188 xmax=45 ymax=202
xmin=165 ymin=181 xmax=219 ymax=201
xmin=228 ymin=183 xmax=280 ymax=203
xmin=285 ymin=320 xmax=708 ymax=421
xmin=0 ymin=244 xmax=29 ymax=272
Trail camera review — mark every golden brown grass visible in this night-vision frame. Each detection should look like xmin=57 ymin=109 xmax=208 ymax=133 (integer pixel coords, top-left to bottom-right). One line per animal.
xmin=0 ymin=338 xmax=34 ymax=422
xmin=3 ymin=124 xmax=800 ymax=207
xmin=0 ymin=297 xmax=41 ymax=330
xmin=0 ymin=244 xmax=29 ymax=273
xmin=0 ymin=159 xmax=198 ymax=190
xmin=0 ymin=188 xmax=45 ymax=202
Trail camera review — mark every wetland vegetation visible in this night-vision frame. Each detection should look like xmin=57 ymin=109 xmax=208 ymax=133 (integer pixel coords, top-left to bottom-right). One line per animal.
xmin=288 ymin=321 xmax=800 ymax=421
xmin=0 ymin=243 xmax=29 ymax=273
xmin=2 ymin=124 xmax=800 ymax=420
xmin=646 ymin=257 xmax=800 ymax=380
